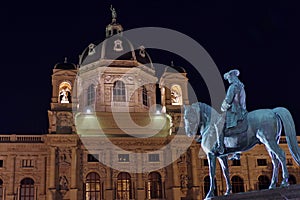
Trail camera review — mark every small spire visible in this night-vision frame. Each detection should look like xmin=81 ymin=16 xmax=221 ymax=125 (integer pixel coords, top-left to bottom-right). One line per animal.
xmin=64 ymin=57 xmax=68 ymax=63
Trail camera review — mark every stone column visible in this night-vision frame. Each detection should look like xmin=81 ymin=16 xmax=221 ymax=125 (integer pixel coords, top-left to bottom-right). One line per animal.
xmin=48 ymin=147 xmax=56 ymax=200
xmin=136 ymin=152 xmax=145 ymax=199
xmin=170 ymin=148 xmax=181 ymax=199
xmin=105 ymin=150 xmax=113 ymax=199
xmin=189 ymin=146 xmax=201 ymax=199
xmin=70 ymin=147 xmax=78 ymax=200
xmin=7 ymin=154 xmax=16 ymax=200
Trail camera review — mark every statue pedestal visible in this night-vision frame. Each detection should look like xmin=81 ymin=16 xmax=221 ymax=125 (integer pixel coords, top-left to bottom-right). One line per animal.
xmin=213 ymin=184 xmax=300 ymax=200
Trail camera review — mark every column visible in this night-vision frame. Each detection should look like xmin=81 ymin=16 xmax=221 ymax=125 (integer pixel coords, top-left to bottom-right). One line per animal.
xmin=48 ymin=147 xmax=56 ymax=200
xmin=71 ymin=147 xmax=77 ymax=188
xmin=136 ymin=152 xmax=145 ymax=199
xmin=189 ymin=146 xmax=201 ymax=199
xmin=105 ymin=150 xmax=113 ymax=199
xmin=170 ymin=148 xmax=181 ymax=199
xmin=70 ymin=147 xmax=78 ymax=200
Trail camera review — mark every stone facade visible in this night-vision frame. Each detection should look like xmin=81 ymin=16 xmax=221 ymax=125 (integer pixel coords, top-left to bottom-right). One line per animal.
xmin=0 ymin=11 xmax=300 ymax=200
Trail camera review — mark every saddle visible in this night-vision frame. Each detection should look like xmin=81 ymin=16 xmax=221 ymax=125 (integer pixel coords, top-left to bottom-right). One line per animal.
xmin=224 ymin=118 xmax=248 ymax=137
xmin=224 ymin=118 xmax=248 ymax=149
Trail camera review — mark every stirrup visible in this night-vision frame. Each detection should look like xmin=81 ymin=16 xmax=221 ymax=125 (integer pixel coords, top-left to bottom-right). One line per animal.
xmin=215 ymin=144 xmax=224 ymax=154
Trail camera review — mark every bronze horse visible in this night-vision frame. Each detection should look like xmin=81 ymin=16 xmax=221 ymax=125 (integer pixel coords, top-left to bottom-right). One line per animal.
xmin=184 ymin=102 xmax=300 ymax=199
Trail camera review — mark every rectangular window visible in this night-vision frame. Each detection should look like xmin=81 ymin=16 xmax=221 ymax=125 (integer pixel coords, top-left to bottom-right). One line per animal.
xmin=118 ymin=154 xmax=129 ymax=162
xmin=87 ymin=154 xmax=99 ymax=162
xmin=148 ymin=154 xmax=160 ymax=162
xmin=287 ymin=158 xmax=293 ymax=166
xmin=22 ymin=159 xmax=34 ymax=168
xmin=232 ymin=160 xmax=241 ymax=166
xmin=0 ymin=160 xmax=3 ymax=167
xmin=203 ymin=159 xmax=209 ymax=166
xmin=257 ymin=159 xmax=267 ymax=166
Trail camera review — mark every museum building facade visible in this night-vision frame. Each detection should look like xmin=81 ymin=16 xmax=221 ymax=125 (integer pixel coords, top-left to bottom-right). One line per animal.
xmin=0 ymin=12 xmax=300 ymax=200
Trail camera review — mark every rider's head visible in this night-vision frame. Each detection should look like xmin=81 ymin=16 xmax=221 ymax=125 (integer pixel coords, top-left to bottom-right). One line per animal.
xmin=224 ymin=69 xmax=240 ymax=84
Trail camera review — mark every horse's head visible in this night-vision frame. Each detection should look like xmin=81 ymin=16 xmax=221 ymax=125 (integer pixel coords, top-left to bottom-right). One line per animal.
xmin=183 ymin=104 xmax=201 ymax=137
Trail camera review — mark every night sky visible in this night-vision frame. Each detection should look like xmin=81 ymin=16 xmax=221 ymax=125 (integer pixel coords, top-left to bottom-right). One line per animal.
xmin=0 ymin=1 xmax=300 ymax=134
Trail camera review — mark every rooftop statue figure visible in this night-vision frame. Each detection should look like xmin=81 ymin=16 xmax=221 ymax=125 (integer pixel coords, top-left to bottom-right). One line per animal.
xmin=110 ymin=5 xmax=117 ymax=21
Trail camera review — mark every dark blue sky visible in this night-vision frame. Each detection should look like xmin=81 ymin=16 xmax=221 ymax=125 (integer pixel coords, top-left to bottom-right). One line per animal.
xmin=0 ymin=1 xmax=299 ymax=134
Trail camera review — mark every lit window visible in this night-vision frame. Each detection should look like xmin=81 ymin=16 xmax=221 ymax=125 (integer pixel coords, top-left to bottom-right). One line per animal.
xmin=257 ymin=159 xmax=267 ymax=166
xmin=118 ymin=154 xmax=129 ymax=162
xmin=113 ymin=81 xmax=126 ymax=102
xmin=59 ymin=82 xmax=72 ymax=104
xmin=171 ymin=85 xmax=182 ymax=105
xmin=117 ymin=172 xmax=132 ymax=200
xmin=231 ymin=176 xmax=244 ymax=193
xmin=142 ymin=86 xmax=148 ymax=106
xmin=87 ymin=154 xmax=99 ymax=162
xmin=22 ymin=159 xmax=34 ymax=168
xmin=147 ymin=172 xmax=162 ymax=199
xmin=87 ymin=84 xmax=95 ymax=106
xmin=148 ymin=154 xmax=159 ymax=162
xmin=20 ymin=178 xmax=34 ymax=200
xmin=85 ymin=172 xmax=101 ymax=200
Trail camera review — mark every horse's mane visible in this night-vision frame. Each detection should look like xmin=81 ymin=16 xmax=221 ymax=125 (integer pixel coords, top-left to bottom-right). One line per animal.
xmin=192 ymin=102 xmax=220 ymax=122
xmin=190 ymin=102 xmax=222 ymax=138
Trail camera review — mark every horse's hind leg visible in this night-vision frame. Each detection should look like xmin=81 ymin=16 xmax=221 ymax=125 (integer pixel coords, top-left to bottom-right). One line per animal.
xmin=267 ymin=151 xmax=280 ymax=189
xmin=258 ymin=131 xmax=290 ymax=188
xmin=218 ymin=156 xmax=232 ymax=195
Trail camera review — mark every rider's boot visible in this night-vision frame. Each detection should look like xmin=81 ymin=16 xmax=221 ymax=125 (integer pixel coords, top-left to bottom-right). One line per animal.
xmin=216 ymin=130 xmax=224 ymax=154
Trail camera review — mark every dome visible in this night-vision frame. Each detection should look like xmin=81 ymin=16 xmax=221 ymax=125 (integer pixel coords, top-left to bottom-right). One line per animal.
xmin=79 ymin=35 xmax=153 ymax=69
xmin=54 ymin=58 xmax=77 ymax=70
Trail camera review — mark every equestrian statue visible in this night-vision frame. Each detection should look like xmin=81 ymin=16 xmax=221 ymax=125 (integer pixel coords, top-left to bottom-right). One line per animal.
xmin=184 ymin=69 xmax=300 ymax=199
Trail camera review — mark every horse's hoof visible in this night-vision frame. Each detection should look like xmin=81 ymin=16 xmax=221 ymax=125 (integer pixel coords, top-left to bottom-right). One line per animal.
xmin=268 ymin=183 xmax=276 ymax=189
xmin=280 ymin=183 xmax=290 ymax=188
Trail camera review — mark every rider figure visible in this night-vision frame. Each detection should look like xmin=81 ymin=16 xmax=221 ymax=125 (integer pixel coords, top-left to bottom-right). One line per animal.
xmin=217 ymin=69 xmax=247 ymax=159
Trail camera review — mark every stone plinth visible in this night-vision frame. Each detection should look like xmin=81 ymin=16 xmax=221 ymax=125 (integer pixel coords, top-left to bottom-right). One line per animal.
xmin=213 ymin=184 xmax=300 ymax=200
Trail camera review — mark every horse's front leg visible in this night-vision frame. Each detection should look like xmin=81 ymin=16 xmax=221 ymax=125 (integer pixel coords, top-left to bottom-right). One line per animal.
xmin=206 ymin=153 xmax=217 ymax=199
xmin=218 ymin=156 xmax=232 ymax=195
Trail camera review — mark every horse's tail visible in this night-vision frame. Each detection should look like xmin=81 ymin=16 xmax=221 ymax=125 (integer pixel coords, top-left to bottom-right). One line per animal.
xmin=273 ymin=107 xmax=300 ymax=165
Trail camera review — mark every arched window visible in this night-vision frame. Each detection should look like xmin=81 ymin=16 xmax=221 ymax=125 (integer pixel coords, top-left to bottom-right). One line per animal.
xmin=117 ymin=172 xmax=132 ymax=200
xmin=258 ymin=175 xmax=270 ymax=190
xmin=142 ymin=86 xmax=148 ymax=106
xmin=204 ymin=176 xmax=218 ymax=197
xmin=87 ymin=84 xmax=95 ymax=106
xmin=20 ymin=178 xmax=34 ymax=200
xmin=0 ymin=179 xmax=3 ymax=200
xmin=113 ymin=81 xmax=126 ymax=102
xmin=85 ymin=172 xmax=101 ymax=200
xmin=147 ymin=172 xmax=162 ymax=199
xmin=231 ymin=176 xmax=244 ymax=193
xmin=59 ymin=81 xmax=72 ymax=103
xmin=170 ymin=85 xmax=182 ymax=105
xmin=289 ymin=175 xmax=297 ymax=185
